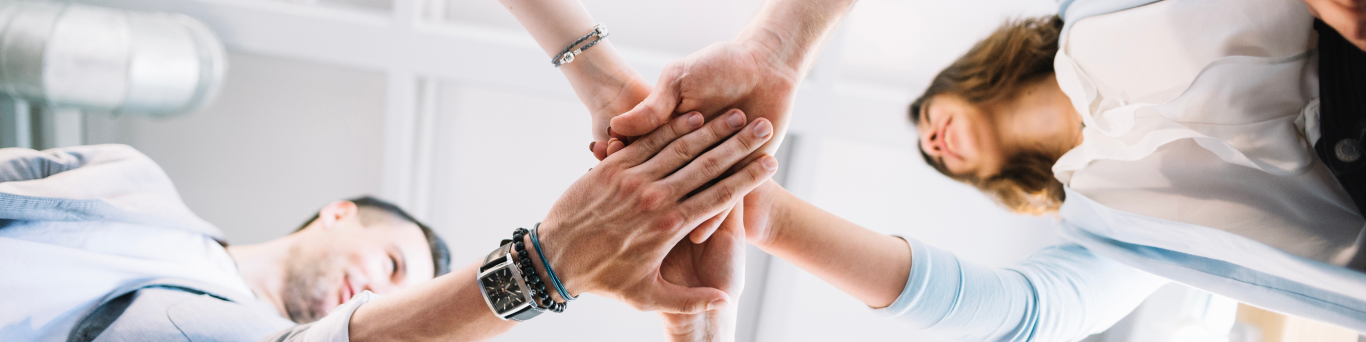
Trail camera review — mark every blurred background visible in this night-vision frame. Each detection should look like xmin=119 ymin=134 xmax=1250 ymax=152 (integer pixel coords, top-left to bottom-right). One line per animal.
xmin=0 ymin=0 xmax=1359 ymax=341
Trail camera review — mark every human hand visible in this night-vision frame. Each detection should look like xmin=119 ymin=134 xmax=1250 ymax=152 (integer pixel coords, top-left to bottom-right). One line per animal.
xmin=1305 ymin=0 xmax=1366 ymax=50
xmin=609 ymin=40 xmax=800 ymax=168
xmin=657 ymin=202 xmax=746 ymax=342
xmin=579 ymin=64 xmax=653 ymax=160
xmin=537 ymin=110 xmax=778 ymax=313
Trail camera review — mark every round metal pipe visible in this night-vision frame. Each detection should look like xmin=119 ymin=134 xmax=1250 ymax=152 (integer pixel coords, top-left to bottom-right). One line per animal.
xmin=0 ymin=1 xmax=226 ymax=116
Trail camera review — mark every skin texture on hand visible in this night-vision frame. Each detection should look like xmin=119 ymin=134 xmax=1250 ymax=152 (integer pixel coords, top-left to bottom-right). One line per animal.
xmin=537 ymin=110 xmax=779 ymax=314
xmin=611 ymin=41 xmax=799 ymax=166
xmin=1305 ymin=0 xmax=1366 ymax=50
xmin=658 ymin=203 xmax=747 ymax=342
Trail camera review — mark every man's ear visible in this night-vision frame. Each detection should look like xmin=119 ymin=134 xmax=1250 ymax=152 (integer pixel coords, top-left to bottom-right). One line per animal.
xmin=317 ymin=200 xmax=359 ymax=231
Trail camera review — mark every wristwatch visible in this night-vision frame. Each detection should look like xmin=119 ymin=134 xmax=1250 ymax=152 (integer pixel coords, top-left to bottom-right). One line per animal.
xmin=477 ymin=242 xmax=544 ymax=321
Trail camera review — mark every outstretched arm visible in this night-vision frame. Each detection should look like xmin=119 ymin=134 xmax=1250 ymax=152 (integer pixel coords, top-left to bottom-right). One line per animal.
xmin=335 ymin=113 xmax=778 ymax=342
xmin=744 ymin=182 xmax=1168 ymax=341
xmin=499 ymin=0 xmax=651 ymax=159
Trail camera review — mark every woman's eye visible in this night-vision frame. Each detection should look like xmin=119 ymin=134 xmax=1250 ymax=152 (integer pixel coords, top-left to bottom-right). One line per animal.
xmin=390 ymin=256 xmax=399 ymax=277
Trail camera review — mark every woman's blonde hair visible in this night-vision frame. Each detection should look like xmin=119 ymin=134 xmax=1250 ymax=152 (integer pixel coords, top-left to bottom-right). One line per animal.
xmin=908 ymin=15 xmax=1066 ymax=215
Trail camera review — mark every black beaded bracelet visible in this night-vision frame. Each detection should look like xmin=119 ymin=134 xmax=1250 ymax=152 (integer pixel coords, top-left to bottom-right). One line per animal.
xmin=512 ymin=228 xmax=566 ymax=313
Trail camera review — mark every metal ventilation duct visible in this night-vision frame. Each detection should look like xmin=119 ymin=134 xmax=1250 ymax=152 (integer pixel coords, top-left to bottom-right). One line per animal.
xmin=0 ymin=1 xmax=226 ymax=116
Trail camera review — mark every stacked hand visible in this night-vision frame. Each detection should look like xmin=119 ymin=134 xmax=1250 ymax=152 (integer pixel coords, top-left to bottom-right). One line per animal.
xmin=658 ymin=203 xmax=748 ymax=342
xmin=537 ymin=110 xmax=777 ymax=314
xmin=597 ymin=40 xmax=801 ymax=245
xmin=611 ymin=41 xmax=800 ymax=165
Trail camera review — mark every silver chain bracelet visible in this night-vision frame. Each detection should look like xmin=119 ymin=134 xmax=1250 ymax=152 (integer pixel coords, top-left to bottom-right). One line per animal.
xmin=553 ymin=23 xmax=609 ymax=67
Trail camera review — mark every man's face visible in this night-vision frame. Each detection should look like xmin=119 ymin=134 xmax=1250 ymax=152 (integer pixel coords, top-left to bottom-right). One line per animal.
xmin=281 ymin=209 xmax=435 ymax=323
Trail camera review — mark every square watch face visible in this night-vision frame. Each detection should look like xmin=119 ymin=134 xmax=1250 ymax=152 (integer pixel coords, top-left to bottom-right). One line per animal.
xmin=480 ymin=267 xmax=527 ymax=313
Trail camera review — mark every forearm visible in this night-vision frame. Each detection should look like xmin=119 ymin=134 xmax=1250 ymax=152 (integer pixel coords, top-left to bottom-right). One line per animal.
xmin=348 ymin=261 xmax=515 ymax=342
xmin=753 ymin=187 xmax=910 ymax=308
xmin=499 ymin=0 xmax=644 ymax=114
xmin=736 ymin=0 xmax=859 ymax=77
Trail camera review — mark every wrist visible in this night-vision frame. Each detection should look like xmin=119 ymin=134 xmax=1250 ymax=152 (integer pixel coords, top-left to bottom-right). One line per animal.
xmin=732 ymin=30 xmax=804 ymax=81
xmin=558 ymin=41 xmax=646 ymax=113
xmin=750 ymin=185 xmax=794 ymax=251
xmin=527 ymin=220 xmax=586 ymax=299
xmin=659 ymin=308 xmax=737 ymax=342
xmin=519 ymin=233 xmax=565 ymax=303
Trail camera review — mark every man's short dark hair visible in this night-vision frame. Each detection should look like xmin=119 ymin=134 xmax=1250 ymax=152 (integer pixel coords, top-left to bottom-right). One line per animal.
xmin=296 ymin=196 xmax=451 ymax=277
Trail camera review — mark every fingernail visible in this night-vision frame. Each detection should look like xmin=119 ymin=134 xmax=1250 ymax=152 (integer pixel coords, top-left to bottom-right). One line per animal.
xmin=752 ymin=119 xmax=772 ymax=138
xmin=707 ymin=299 xmax=728 ymax=311
xmin=761 ymin=156 xmax=778 ymax=171
xmin=727 ymin=111 xmax=745 ymax=128
xmin=687 ymin=112 xmax=703 ymax=128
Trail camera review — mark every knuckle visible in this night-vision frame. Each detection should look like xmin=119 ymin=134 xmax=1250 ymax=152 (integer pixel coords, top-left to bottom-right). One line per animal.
xmin=745 ymin=161 xmax=768 ymax=179
xmin=636 ymin=187 xmax=671 ymax=211
xmin=631 ymin=303 xmax=650 ymax=311
xmin=682 ymin=301 xmax=705 ymax=313
xmin=666 ymin=146 xmax=693 ymax=164
xmin=737 ymin=131 xmax=762 ymax=151
xmin=654 ymin=211 xmax=687 ymax=231
xmin=697 ymin=156 xmax=726 ymax=176
xmin=636 ymin=137 xmax=663 ymax=154
xmin=618 ymin=172 xmax=647 ymax=192
xmin=713 ymin=184 xmax=739 ymax=202
xmin=668 ymin=142 xmax=695 ymax=162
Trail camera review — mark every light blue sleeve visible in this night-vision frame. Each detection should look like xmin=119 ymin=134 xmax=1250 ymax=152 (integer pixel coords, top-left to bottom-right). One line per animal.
xmin=873 ymin=238 xmax=1167 ymax=342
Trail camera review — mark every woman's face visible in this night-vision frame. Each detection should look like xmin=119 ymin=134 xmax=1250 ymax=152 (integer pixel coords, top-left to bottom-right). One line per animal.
xmin=917 ymin=94 xmax=1007 ymax=179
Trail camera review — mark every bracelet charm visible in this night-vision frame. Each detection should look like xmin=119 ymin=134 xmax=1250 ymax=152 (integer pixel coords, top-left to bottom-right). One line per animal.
xmin=553 ymin=23 xmax=609 ymax=67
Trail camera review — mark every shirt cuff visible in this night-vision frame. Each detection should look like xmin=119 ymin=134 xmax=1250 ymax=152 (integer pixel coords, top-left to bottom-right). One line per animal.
xmin=870 ymin=237 xmax=965 ymax=328
xmin=300 ymin=290 xmax=377 ymax=342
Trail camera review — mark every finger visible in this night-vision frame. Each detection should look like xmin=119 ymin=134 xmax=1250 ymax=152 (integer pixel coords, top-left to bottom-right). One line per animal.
xmin=638 ymin=109 xmax=746 ymax=178
xmin=592 ymin=141 xmax=608 ymax=161
xmin=611 ymin=63 xmax=685 ymax=137
xmin=606 ymin=138 xmax=626 ymax=156
xmin=641 ymin=278 xmax=730 ymax=314
xmin=679 ymin=154 xmax=778 ymax=226
xmin=688 ymin=205 xmax=732 ymax=244
xmin=665 ymin=118 xmax=773 ymax=191
xmin=609 ymin=112 xmax=704 ymax=166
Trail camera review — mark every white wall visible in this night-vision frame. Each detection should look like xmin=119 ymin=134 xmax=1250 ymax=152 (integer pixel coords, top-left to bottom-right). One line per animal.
xmin=85 ymin=51 xmax=388 ymax=244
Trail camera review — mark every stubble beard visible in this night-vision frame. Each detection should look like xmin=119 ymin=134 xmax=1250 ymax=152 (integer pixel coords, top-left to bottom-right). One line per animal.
xmin=282 ymin=243 xmax=332 ymax=324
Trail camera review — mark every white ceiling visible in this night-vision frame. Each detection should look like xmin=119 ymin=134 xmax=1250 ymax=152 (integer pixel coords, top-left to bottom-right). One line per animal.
xmin=436 ymin=0 xmax=1058 ymax=91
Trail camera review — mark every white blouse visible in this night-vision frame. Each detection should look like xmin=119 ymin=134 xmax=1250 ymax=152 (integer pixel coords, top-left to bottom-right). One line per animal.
xmin=1051 ymin=0 xmax=1365 ymax=265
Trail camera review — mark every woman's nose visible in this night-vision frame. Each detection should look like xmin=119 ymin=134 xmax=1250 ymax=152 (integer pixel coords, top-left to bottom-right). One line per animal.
xmin=921 ymin=128 xmax=941 ymax=157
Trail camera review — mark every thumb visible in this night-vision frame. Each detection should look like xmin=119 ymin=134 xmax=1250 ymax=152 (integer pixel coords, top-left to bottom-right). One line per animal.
xmin=643 ymin=278 xmax=730 ymax=314
xmin=612 ymin=65 xmax=684 ymax=136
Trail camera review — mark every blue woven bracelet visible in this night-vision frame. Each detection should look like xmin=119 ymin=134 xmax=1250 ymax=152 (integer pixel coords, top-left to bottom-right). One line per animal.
xmin=531 ymin=223 xmax=576 ymax=301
